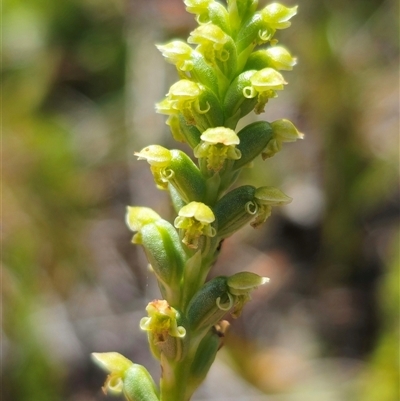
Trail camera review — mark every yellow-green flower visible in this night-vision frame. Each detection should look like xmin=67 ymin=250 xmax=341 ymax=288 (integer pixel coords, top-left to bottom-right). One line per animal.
xmin=251 ymin=186 xmax=292 ymax=227
xmin=156 ymin=80 xmax=208 ymax=125
xmin=156 ymin=41 xmax=194 ymax=72
xmin=184 ymin=0 xmax=213 ymax=16
xmin=260 ymin=3 xmax=298 ymax=30
xmin=91 ymin=353 xmax=159 ymax=401
xmin=265 ymin=46 xmax=297 ymax=70
xmin=174 ymin=201 xmax=216 ymax=248
xmin=262 ymin=118 xmax=304 ymax=159
xmin=184 ymin=0 xmax=230 ymax=31
xmin=188 ymin=24 xmax=230 ymax=64
xmin=227 ymin=271 xmax=269 ymax=317
xmin=140 ymin=299 xmax=186 ymax=339
xmin=126 ymin=206 xmax=162 ymax=244
xmin=92 ymin=352 xmax=133 ymax=395
xmin=243 ymin=67 xmax=287 ymax=113
xmin=246 ymin=47 xmax=297 ymax=71
xmin=135 ymin=145 xmax=172 ymax=189
xmin=194 ymin=127 xmax=241 ymax=172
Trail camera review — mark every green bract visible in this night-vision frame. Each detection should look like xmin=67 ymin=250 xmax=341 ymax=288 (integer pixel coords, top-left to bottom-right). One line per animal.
xmin=94 ymin=2 xmax=302 ymax=401
xmin=234 ymin=120 xmax=274 ymax=169
xmin=123 ymin=365 xmax=160 ymax=401
xmin=140 ymin=220 xmax=185 ymax=303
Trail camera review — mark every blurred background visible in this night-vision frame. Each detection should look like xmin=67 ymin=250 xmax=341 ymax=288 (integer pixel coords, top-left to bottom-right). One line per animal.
xmin=2 ymin=0 xmax=399 ymax=400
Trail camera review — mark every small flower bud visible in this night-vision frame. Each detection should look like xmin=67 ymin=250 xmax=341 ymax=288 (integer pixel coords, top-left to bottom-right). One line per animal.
xmin=174 ymin=202 xmax=216 ymax=249
xmin=194 ymin=127 xmax=241 ymax=172
xmin=126 ymin=206 xmax=185 ymax=303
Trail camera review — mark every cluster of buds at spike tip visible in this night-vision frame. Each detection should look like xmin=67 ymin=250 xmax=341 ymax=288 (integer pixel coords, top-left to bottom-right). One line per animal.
xmin=94 ymin=2 xmax=302 ymax=401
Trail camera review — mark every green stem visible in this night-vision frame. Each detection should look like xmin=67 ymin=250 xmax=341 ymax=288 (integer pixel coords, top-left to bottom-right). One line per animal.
xmin=160 ymin=359 xmax=188 ymax=401
xmin=159 ymin=341 xmax=200 ymax=401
